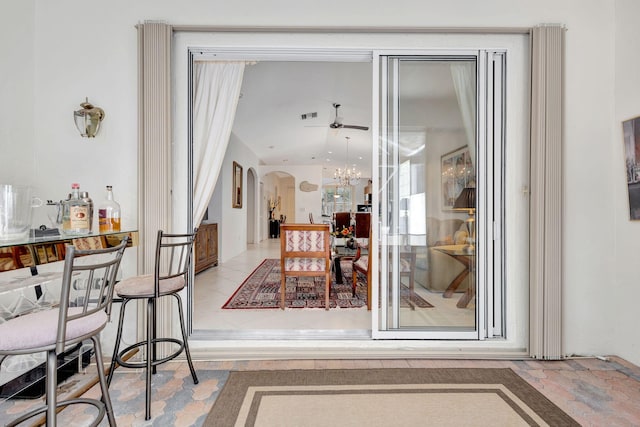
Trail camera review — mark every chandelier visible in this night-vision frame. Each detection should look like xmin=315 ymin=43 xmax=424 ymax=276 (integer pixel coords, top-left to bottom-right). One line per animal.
xmin=334 ymin=136 xmax=361 ymax=187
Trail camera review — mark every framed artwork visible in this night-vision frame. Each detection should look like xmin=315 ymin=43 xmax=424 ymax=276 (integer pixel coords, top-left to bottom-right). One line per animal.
xmin=622 ymin=116 xmax=640 ymax=220
xmin=232 ymin=161 xmax=243 ymax=209
xmin=441 ymin=145 xmax=475 ymax=210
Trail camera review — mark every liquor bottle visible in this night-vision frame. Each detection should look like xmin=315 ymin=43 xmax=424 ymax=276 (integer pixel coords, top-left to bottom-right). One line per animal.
xmin=61 ymin=193 xmax=71 ymax=233
xmin=62 ymin=183 xmax=91 ymax=235
xmin=98 ymin=185 xmax=121 ymax=233
xmin=80 ymin=190 xmax=94 ymax=232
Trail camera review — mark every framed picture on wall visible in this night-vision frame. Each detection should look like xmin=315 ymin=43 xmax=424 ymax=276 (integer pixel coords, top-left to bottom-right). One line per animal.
xmin=622 ymin=116 xmax=640 ymax=220
xmin=441 ymin=145 xmax=475 ymax=210
xmin=232 ymin=161 xmax=243 ymax=209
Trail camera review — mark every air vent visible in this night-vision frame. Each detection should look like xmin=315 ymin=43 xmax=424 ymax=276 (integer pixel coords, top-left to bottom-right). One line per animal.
xmin=300 ymin=112 xmax=318 ymax=120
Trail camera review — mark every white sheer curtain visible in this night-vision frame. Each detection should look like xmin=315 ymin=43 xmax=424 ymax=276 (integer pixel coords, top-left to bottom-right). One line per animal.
xmin=192 ymin=61 xmax=246 ymax=226
xmin=450 ymin=63 xmax=476 ymax=166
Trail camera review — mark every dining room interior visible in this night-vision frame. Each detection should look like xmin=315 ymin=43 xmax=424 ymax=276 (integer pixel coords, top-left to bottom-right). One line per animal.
xmin=190 ymin=57 xmax=478 ymax=338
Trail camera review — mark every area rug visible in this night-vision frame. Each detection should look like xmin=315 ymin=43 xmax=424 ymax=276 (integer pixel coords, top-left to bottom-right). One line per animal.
xmin=203 ymin=368 xmax=579 ymax=427
xmin=221 ymin=258 xmax=432 ymax=309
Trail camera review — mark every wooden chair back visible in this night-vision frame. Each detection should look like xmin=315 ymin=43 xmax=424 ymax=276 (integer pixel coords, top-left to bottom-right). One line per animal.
xmin=352 ymin=225 xmax=373 ymax=310
xmin=334 ymin=212 xmax=351 ymax=233
xmin=279 ymin=223 xmax=331 ymax=310
xmin=353 ymin=211 xmax=371 ymax=258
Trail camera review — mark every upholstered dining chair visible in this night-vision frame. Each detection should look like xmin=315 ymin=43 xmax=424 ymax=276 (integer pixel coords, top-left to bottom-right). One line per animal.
xmin=280 ymin=224 xmax=331 ymax=310
xmin=352 ymin=252 xmax=418 ymax=311
xmin=0 ymin=237 xmax=129 ymax=427
xmin=351 ymin=227 xmax=420 ymax=310
xmin=352 ymin=226 xmax=372 ymax=310
xmin=107 ymin=230 xmax=198 ymax=421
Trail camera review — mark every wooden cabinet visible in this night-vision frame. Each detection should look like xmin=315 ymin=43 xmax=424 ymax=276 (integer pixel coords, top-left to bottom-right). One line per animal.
xmin=195 ymin=223 xmax=218 ymax=274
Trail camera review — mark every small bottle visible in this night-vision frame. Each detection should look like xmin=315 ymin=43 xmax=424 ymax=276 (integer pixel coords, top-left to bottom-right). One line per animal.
xmin=62 ymin=183 xmax=91 ymax=236
xmin=80 ymin=190 xmax=94 ymax=232
xmin=98 ymin=185 xmax=121 ymax=233
xmin=61 ymin=193 xmax=72 ymax=233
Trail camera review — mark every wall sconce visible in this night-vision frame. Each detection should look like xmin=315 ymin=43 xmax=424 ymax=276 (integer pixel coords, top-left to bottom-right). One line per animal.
xmin=74 ymin=98 xmax=105 ymax=138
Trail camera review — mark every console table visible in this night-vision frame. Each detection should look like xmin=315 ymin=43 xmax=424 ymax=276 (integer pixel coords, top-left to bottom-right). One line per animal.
xmin=0 ymin=230 xmax=137 ymax=400
xmin=0 ymin=230 xmax=138 ymax=272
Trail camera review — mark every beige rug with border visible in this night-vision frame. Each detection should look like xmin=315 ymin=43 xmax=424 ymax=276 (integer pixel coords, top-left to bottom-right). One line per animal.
xmin=204 ymin=368 xmax=579 ymax=427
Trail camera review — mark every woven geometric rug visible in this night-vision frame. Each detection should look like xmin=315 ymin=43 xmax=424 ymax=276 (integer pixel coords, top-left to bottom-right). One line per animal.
xmin=221 ymin=258 xmax=433 ymax=309
xmin=203 ymin=368 xmax=580 ymax=427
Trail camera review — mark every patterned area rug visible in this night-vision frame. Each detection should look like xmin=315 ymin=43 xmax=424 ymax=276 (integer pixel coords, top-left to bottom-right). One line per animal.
xmin=221 ymin=258 xmax=433 ymax=309
xmin=204 ymin=368 xmax=580 ymax=427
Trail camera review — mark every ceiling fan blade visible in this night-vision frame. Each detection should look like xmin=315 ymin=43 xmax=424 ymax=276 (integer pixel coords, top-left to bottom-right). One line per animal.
xmin=342 ymin=124 xmax=369 ymax=131
xmin=328 ymin=103 xmax=368 ymax=130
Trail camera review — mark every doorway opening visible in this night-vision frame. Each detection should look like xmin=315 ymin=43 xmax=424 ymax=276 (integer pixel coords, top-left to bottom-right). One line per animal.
xmin=178 ymin=34 xmax=528 ymax=348
xmin=192 ymin=59 xmax=374 ymax=339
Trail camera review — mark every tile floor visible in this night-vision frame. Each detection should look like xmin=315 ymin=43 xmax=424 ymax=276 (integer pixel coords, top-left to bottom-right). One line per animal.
xmin=6 ymin=241 xmax=637 ymax=425
xmin=2 ymin=356 xmax=640 ymax=426
xmin=193 ymin=238 xmax=474 ymax=335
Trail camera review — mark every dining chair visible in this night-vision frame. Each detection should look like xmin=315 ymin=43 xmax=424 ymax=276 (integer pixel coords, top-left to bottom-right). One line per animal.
xmin=352 ymin=226 xmax=372 ymax=310
xmin=400 ymin=249 xmax=418 ymax=309
xmin=107 ymin=230 xmax=198 ymax=420
xmin=354 ymin=212 xmax=370 ymax=245
xmin=333 ymin=212 xmax=351 ymax=234
xmin=0 ymin=237 xmax=129 ymax=426
xmin=280 ymin=224 xmax=331 ymax=310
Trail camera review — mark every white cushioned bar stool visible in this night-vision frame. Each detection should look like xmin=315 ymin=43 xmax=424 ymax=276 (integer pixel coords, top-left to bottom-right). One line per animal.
xmin=0 ymin=237 xmax=129 ymax=427
xmin=107 ymin=230 xmax=198 ymax=420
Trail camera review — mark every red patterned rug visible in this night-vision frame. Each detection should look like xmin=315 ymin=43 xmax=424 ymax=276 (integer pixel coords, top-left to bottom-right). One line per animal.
xmin=222 ymin=258 xmax=433 ymax=309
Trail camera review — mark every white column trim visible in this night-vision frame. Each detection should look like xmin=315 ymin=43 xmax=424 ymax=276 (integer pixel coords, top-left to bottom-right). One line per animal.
xmin=138 ymin=21 xmax=174 ymax=351
xmin=529 ymin=24 xmax=565 ymax=360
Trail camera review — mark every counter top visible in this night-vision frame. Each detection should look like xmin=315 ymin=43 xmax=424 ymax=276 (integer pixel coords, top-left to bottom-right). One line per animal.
xmin=0 ymin=230 xmax=137 ymax=272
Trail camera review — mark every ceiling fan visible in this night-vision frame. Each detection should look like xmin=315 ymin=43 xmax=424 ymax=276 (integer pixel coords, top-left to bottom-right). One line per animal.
xmin=329 ymin=103 xmax=369 ymax=131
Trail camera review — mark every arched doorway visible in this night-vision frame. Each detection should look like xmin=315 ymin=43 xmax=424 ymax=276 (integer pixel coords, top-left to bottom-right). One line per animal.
xmin=263 ymin=171 xmax=295 ymax=236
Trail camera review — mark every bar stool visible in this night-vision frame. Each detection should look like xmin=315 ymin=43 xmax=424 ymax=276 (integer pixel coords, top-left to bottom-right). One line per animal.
xmin=0 ymin=238 xmax=129 ymax=427
xmin=107 ymin=230 xmax=198 ymax=420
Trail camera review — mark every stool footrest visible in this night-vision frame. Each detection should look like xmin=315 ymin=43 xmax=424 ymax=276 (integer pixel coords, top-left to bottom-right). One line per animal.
xmin=7 ymin=397 xmax=106 ymax=427
xmin=115 ymin=338 xmax=185 ymax=369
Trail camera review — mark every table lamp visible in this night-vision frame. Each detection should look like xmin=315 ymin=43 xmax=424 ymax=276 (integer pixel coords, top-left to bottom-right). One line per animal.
xmin=453 ymin=187 xmax=476 ymax=254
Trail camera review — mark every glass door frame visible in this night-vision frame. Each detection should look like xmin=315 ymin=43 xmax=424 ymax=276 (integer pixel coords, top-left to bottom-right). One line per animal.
xmin=371 ymin=49 xmax=505 ymax=340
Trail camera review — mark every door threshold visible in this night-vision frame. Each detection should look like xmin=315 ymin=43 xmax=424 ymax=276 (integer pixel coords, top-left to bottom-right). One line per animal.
xmin=192 ymin=329 xmax=371 ymax=341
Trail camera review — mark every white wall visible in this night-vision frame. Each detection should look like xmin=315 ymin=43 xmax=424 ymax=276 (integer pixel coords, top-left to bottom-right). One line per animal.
xmin=1 ymin=0 xmax=628 ymax=361
xmin=613 ymin=0 xmax=640 ymax=366
xmin=0 ymin=0 xmax=35 ymax=185
xmin=207 ymin=133 xmax=259 ymax=263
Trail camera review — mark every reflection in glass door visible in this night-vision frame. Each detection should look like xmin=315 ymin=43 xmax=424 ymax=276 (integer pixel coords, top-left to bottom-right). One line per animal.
xmin=374 ymin=52 xmax=504 ymax=339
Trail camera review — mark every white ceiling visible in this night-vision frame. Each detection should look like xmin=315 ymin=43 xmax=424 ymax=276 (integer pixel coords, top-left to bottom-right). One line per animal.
xmin=231 ymin=60 xmax=460 ymax=179
xmin=232 ymin=61 xmax=373 ymax=179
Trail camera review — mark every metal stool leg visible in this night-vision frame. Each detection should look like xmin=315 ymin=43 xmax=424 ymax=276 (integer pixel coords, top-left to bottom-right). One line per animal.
xmin=174 ymin=293 xmax=198 ymax=384
xmin=145 ymin=297 xmax=154 ymax=420
xmin=46 ymin=349 xmax=58 ymax=427
xmin=151 ymin=296 xmax=158 ymax=375
xmin=107 ymin=298 xmax=130 ymax=387
xmin=92 ymin=336 xmax=117 ymax=426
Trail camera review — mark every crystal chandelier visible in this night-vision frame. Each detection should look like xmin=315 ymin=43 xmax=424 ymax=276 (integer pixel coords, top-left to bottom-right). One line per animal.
xmin=334 ymin=136 xmax=361 ymax=187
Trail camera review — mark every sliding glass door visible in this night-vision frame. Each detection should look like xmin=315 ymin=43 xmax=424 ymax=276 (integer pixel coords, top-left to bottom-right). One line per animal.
xmin=373 ymin=51 xmax=505 ymax=339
